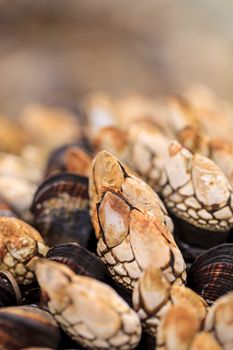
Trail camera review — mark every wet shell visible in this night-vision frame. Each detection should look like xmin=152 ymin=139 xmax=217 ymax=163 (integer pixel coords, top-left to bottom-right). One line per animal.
xmin=205 ymin=292 xmax=233 ymax=349
xmin=132 ymin=265 xmax=207 ymax=337
xmin=45 ymin=144 xmax=92 ymax=178
xmin=36 ymin=260 xmax=142 ymax=350
xmin=89 ymin=151 xmax=185 ymax=290
xmin=156 ymin=305 xmax=201 ymax=350
xmin=0 ymin=217 xmax=48 ymax=285
xmin=0 ymin=306 xmax=60 ymax=350
xmin=187 ymin=244 xmax=233 ymax=304
xmin=128 ymin=121 xmax=170 ymax=193
xmin=46 ymin=243 xmax=108 ymax=282
xmin=31 ymin=173 xmax=93 ymax=248
xmin=0 ymin=271 xmax=22 ymax=307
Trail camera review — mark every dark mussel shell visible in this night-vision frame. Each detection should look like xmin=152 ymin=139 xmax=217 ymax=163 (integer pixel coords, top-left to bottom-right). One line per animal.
xmin=45 ymin=143 xmax=92 ymax=178
xmin=21 ymin=348 xmax=55 ymax=350
xmin=0 ymin=271 xmax=21 ymax=307
xmin=187 ymin=243 xmax=233 ymax=304
xmin=59 ymin=328 xmax=89 ymax=350
xmin=172 ymin=215 xmax=231 ymax=264
xmin=31 ymin=173 xmax=94 ymax=248
xmin=46 ymin=243 xmax=108 ymax=282
xmin=20 ymin=281 xmax=41 ymax=306
xmin=47 ymin=243 xmax=132 ymax=305
xmin=0 ymin=306 xmax=60 ymax=350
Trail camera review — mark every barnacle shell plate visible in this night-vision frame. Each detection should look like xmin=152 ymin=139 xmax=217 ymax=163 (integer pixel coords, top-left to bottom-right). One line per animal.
xmin=36 ymin=260 xmax=141 ymax=350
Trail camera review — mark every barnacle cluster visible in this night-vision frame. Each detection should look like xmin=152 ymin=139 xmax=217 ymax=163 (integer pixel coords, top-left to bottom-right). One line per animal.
xmin=0 ymin=87 xmax=232 ymax=350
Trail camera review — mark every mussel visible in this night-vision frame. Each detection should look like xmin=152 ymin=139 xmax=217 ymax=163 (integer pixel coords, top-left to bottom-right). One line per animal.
xmin=31 ymin=173 xmax=93 ymax=248
xmin=0 ymin=217 xmax=48 ymax=285
xmin=46 ymin=243 xmax=108 ymax=282
xmin=187 ymin=243 xmax=233 ymax=304
xmin=89 ymin=151 xmax=185 ymax=293
xmin=36 ymin=260 xmax=142 ymax=350
xmin=0 ymin=306 xmax=60 ymax=350
xmin=21 ymin=348 xmax=55 ymax=350
xmin=0 ymin=271 xmax=22 ymax=306
xmin=160 ymin=140 xmax=233 ymax=262
xmin=132 ymin=266 xmax=207 ymax=338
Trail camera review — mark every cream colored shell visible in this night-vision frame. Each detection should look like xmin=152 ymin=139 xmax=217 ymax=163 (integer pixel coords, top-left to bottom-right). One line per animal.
xmin=128 ymin=122 xmax=169 ymax=192
xmin=89 ymin=151 xmax=185 ymax=289
xmin=36 ymin=260 xmax=141 ymax=350
xmin=161 ymin=141 xmax=233 ymax=231
xmin=133 ymin=266 xmax=207 ymax=337
xmin=156 ymin=305 xmax=201 ymax=350
xmin=205 ymin=292 xmax=233 ymax=350
xmin=0 ymin=217 xmax=48 ymax=284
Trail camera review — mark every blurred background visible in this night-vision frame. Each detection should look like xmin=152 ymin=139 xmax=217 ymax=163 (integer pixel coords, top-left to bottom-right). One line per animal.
xmin=0 ymin=0 xmax=233 ymax=116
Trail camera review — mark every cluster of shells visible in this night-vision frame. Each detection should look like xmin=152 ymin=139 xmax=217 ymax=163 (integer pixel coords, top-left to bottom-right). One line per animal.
xmin=0 ymin=86 xmax=233 ymax=350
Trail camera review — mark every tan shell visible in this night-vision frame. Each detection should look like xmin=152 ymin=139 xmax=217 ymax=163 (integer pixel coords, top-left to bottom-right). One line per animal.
xmin=161 ymin=140 xmax=233 ymax=231
xmin=0 ymin=115 xmax=29 ymax=155
xmin=128 ymin=122 xmax=170 ymax=192
xmin=90 ymin=151 xmax=185 ymax=289
xmin=133 ymin=266 xmax=207 ymax=337
xmin=0 ymin=153 xmax=42 ymax=184
xmin=36 ymin=260 xmax=141 ymax=350
xmin=114 ymin=94 xmax=158 ymax=130
xmin=190 ymin=332 xmax=223 ymax=350
xmin=156 ymin=304 xmax=201 ymax=350
xmin=84 ymin=92 xmax=117 ymax=137
xmin=93 ymin=126 xmax=129 ymax=163
xmin=178 ymin=125 xmax=210 ymax=157
xmin=65 ymin=147 xmax=92 ymax=177
xmin=0 ymin=176 xmax=37 ymax=218
xmin=167 ymin=96 xmax=200 ymax=134
xmin=205 ymin=292 xmax=233 ymax=350
xmin=210 ymin=139 xmax=233 ymax=189
xmin=0 ymin=153 xmax=42 ymax=218
xmin=0 ymin=217 xmax=48 ymax=284
xmin=185 ymin=85 xmax=233 ymax=144
xmin=20 ymin=104 xmax=81 ymax=150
